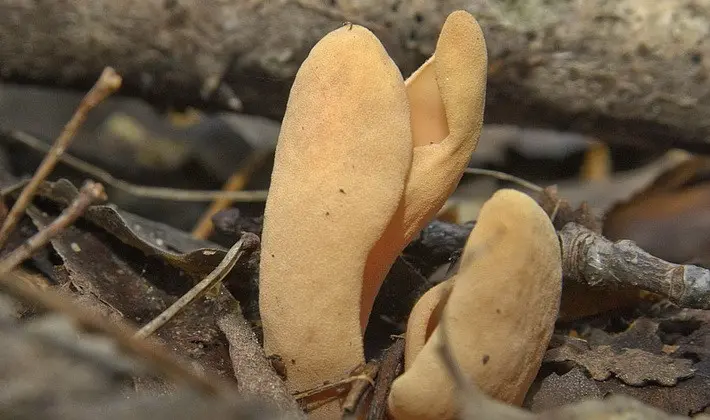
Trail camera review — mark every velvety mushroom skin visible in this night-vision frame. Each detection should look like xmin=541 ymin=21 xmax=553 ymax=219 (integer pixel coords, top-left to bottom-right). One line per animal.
xmin=388 ymin=189 xmax=563 ymax=420
xmin=403 ymin=280 xmax=450 ymax=371
xmin=258 ymin=22 xmax=412 ymax=411
xmin=361 ymin=10 xmax=488 ymax=330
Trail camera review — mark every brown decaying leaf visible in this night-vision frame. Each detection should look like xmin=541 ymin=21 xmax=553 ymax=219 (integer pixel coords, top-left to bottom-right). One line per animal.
xmin=526 ymin=368 xmax=602 ymax=412
xmin=27 ymin=207 xmax=237 ymax=386
xmin=545 ymin=338 xmax=694 ymax=387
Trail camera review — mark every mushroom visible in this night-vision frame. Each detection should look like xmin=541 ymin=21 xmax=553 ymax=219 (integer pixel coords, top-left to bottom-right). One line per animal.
xmin=387 ymin=189 xmax=563 ymax=419
xmin=402 ymin=280 xmax=450 ymax=371
xmin=258 ymin=21 xmax=412 ymax=416
xmin=361 ymin=10 xmax=488 ymax=329
xmin=258 ymin=10 xmax=488 ymax=418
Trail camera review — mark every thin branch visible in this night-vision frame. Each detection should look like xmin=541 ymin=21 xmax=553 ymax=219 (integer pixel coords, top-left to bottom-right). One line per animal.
xmin=294 ymin=363 xmax=375 ymax=412
xmin=341 ymin=362 xmax=379 ymax=419
xmin=192 ymin=148 xmax=272 ymax=239
xmin=0 ymin=68 xmax=121 ymax=249
xmin=5 ymin=130 xmax=270 ymax=202
xmin=559 ymin=223 xmax=710 ymax=310
xmin=367 ymin=338 xmax=405 ymax=420
xmin=0 ymin=181 xmax=106 ymax=276
xmin=134 ymin=235 xmax=252 ymax=339
xmin=463 ymin=168 xmax=544 ymax=193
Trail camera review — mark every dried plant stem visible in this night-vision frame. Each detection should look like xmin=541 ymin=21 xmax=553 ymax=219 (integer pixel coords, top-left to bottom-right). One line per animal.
xmin=5 ymin=130 xmax=269 ymax=202
xmin=0 ymin=68 xmax=121 ymax=249
xmin=463 ymin=168 xmax=544 ymax=193
xmin=342 ymin=362 xmax=379 ymax=419
xmin=134 ymin=237 xmax=249 ymax=339
xmin=367 ymin=339 xmax=405 ymax=420
xmin=294 ymin=363 xmax=376 ymax=412
xmin=192 ymin=148 xmax=272 ymax=239
xmin=0 ymin=181 xmax=106 ymax=276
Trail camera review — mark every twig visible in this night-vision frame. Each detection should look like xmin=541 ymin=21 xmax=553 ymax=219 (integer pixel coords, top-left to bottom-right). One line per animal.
xmin=192 ymin=148 xmax=272 ymax=239
xmin=4 ymin=130 xmax=269 ymax=202
xmin=560 ymin=223 xmax=710 ymax=309
xmin=366 ymin=339 xmax=405 ymax=420
xmin=134 ymin=235 xmax=253 ymax=339
xmin=294 ymin=363 xmax=375 ymax=412
xmin=0 ymin=68 xmax=121 ymax=249
xmin=463 ymin=168 xmax=544 ymax=193
xmin=0 ymin=181 xmax=106 ymax=276
xmin=342 ymin=362 xmax=379 ymax=419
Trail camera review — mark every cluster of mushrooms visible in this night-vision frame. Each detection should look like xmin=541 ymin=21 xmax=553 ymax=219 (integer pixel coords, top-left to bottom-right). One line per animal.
xmin=259 ymin=10 xmax=563 ymax=420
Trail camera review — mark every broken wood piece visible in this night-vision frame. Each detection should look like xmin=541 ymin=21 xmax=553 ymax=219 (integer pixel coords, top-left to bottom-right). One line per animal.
xmin=367 ymin=339 xmax=405 ymax=420
xmin=342 ymin=362 xmax=379 ymax=419
xmin=4 ymin=2 xmax=710 ymax=154
xmin=560 ymin=223 xmax=710 ymax=310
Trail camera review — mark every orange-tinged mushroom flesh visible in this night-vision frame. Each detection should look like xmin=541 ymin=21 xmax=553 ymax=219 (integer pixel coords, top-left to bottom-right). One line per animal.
xmin=388 ymin=189 xmax=563 ymax=419
xmin=361 ymin=10 xmax=488 ymax=329
xmin=258 ymin=22 xmax=412 ymax=416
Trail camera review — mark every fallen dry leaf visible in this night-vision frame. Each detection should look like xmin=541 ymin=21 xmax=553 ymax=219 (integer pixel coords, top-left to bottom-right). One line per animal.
xmin=526 ymin=367 xmax=602 ymax=412
xmin=545 ymin=343 xmax=694 ymax=386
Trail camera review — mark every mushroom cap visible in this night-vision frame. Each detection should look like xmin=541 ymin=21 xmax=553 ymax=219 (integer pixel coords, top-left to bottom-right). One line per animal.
xmin=259 ymin=22 xmax=412 ymax=396
xmin=388 ymin=189 xmax=562 ymax=419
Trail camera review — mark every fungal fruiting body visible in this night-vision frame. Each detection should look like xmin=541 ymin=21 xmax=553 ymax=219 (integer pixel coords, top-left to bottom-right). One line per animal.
xmin=388 ymin=189 xmax=563 ymax=419
xmin=361 ymin=9 xmax=488 ymax=330
xmin=258 ymin=22 xmax=412 ymax=416
xmin=258 ymin=9 xmax=489 ymax=419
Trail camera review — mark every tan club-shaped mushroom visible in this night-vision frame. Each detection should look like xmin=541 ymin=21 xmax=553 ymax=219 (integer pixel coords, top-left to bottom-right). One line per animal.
xmin=259 ymin=10 xmax=487 ymax=417
xmin=387 ymin=189 xmax=563 ymax=420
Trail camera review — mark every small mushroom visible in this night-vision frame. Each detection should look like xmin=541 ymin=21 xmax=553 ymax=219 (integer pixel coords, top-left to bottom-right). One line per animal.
xmin=361 ymin=10 xmax=488 ymax=329
xmin=402 ymin=280 xmax=450 ymax=371
xmin=258 ymin=21 xmax=412 ymax=415
xmin=388 ymin=189 xmax=563 ymax=419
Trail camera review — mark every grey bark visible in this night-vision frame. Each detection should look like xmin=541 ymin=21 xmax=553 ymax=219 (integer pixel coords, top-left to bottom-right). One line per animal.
xmin=559 ymin=223 xmax=710 ymax=310
xmin=0 ymin=0 xmax=709 ymax=152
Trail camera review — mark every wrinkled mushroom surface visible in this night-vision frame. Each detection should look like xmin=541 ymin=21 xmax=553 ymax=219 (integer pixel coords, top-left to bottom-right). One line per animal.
xmin=388 ymin=189 xmax=563 ymax=420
